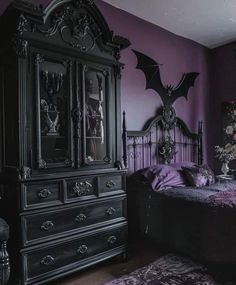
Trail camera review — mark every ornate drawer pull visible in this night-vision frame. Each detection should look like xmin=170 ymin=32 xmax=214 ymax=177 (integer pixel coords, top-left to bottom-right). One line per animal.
xmin=37 ymin=189 xmax=52 ymax=199
xmin=106 ymin=180 xmax=116 ymax=188
xmin=40 ymin=255 xmax=54 ymax=266
xmin=77 ymin=244 xmax=88 ymax=255
xmin=72 ymin=181 xmax=93 ymax=196
xmin=75 ymin=213 xmax=87 ymax=222
xmin=107 ymin=235 xmax=117 ymax=245
xmin=41 ymin=221 xmax=54 ymax=231
xmin=106 ymin=207 xmax=116 ymax=216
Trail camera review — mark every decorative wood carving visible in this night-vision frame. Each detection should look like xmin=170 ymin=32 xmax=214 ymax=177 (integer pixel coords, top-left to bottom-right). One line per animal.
xmin=18 ymin=166 xmax=31 ymax=180
xmin=13 ymin=38 xmax=28 ymax=58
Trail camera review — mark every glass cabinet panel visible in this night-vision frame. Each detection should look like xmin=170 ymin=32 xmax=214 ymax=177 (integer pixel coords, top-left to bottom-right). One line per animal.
xmin=84 ymin=68 xmax=108 ymax=163
xmin=35 ymin=54 xmax=72 ymax=169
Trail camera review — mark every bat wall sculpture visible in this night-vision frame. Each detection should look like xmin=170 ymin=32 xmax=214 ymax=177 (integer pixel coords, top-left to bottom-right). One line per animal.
xmin=132 ymin=50 xmax=199 ymax=106
xmin=132 ymin=50 xmax=199 ymax=129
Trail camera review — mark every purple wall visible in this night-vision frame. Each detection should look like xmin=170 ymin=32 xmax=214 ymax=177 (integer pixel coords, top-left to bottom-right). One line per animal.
xmin=0 ymin=0 xmax=212 ymax=163
xmin=95 ymin=1 xmax=212 ymax=164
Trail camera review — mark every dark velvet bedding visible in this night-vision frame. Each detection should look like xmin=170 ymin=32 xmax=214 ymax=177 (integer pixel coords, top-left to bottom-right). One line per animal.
xmin=128 ymin=176 xmax=236 ymax=268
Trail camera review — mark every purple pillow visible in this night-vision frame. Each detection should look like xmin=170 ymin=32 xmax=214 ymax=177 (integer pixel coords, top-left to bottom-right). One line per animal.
xmin=141 ymin=164 xmax=186 ymax=191
xmin=182 ymin=165 xmax=215 ymax=187
xmin=170 ymin=161 xmax=195 ymax=171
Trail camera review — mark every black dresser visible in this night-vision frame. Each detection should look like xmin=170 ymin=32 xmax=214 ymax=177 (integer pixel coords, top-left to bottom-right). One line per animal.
xmin=0 ymin=0 xmax=130 ymax=284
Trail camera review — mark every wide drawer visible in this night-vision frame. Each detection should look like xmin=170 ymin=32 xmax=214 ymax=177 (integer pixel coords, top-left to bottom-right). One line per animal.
xmin=22 ymin=224 xmax=128 ymax=283
xmin=22 ymin=196 xmax=126 ymax=246
xmin=22 ymin=181 xmax=63 ymax=210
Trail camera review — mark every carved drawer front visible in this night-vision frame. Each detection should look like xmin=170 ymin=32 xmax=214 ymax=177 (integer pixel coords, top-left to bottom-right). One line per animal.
xmin=99 ymin=174 xmax=124 ymax=195
xmin=22 ymin=181 xmax=62 ymax=210
xmin=23 ymin=224 xmax=128 ymax=282
xmin=22 ymin=197 xmax=126 ymax=246
xmin=66 ymin=176 xmax=97 ymax=201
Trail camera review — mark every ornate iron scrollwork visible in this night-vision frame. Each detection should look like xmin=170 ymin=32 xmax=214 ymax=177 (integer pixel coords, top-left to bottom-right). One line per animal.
xmin=161 ymin=105 xmax=176 ymax=130
xmin=159 ymin=136 xmax=176 ymax=164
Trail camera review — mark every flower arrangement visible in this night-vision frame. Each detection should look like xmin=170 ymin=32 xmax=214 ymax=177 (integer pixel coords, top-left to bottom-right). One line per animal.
xmin=215 ymin=145 xmax=235 ymax=163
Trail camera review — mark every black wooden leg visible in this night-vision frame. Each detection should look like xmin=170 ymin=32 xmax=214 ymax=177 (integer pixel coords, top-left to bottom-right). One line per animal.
xmin=0 ymin=241 xmax=10 ymax=285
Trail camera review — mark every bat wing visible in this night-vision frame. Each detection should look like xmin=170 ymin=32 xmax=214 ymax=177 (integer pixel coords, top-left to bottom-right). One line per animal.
xmin=171 ymin=72 xmax=199 ymax=104
xmin=132 ymin=50 xmax=166 ymax=97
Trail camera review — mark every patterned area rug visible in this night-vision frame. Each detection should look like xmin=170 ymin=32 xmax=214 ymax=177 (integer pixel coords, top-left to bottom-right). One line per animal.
xmin=104 ymin=254 xmax=219 ymax=285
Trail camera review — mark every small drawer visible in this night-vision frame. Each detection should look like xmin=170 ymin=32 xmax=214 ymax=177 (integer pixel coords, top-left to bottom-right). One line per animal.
xmin=23 ymin=224 xmax=128 ymax=282
xmin=22 ymin=197 xmax=126 ymax=245
xmin=99 ymin=174 xmax=125 ymax=195
xmin=66 ymin=176 xmax=97 ymax=201
xmin=22 ymin=181 xmax=63 ymax=210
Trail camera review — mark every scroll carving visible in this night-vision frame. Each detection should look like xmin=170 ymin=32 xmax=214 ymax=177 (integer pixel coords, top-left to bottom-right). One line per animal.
xmin=37 ymin=6 xmax=101 ymax=52
xmin=13 ymin=38 xmax=28 ymax=58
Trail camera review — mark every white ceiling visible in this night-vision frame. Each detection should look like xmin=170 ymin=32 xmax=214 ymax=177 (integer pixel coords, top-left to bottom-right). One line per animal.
xmin=102 ymin=0 xmax=236 ymax=48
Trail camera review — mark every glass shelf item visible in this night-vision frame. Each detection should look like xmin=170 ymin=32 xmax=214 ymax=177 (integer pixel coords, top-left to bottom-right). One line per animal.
xmin=85 ymin=69 xmax=107 ymax=162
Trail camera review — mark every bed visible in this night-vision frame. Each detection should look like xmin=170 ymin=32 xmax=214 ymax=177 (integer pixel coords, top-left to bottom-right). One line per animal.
xmin=121 ymin=109 xmax=236 ymax=279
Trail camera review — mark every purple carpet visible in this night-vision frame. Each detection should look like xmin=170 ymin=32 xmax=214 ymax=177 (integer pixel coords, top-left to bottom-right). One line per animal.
xmin=104 ymin=254 xmax=219 ymax=285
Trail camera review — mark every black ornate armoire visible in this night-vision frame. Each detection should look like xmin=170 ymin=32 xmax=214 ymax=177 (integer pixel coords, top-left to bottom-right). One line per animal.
xmin=0 ymin=0 xmax=130 ymax=284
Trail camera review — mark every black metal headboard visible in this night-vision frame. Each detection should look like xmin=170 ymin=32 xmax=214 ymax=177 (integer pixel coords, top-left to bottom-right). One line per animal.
xmin=122 ymin=109 xmax=203 ymax=173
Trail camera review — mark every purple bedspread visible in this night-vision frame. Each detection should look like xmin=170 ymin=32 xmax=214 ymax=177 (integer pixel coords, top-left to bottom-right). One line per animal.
xmin=156 ymin=180 xmax=236 ymax=205
xmin=129 ymin=177 xmax=236 ymax=266
xmin=206 ymin=189 xmax=236 ymax=208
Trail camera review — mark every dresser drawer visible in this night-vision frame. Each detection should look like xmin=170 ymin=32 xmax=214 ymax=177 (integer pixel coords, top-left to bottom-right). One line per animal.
xmin=22 ymin=181 xmax=63 ymax=210
xmin=99 ymin=174 xmax=125 ymax=195
xmin=22 ymin=196 xmax=126 ymax=245
xmin=23 ymin=224 xmax=128 ymax=282
xmin=66 ymin=176 xmax=97 ymax=201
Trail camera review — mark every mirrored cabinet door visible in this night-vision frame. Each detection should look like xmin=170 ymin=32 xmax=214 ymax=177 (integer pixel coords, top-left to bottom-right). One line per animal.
xmin=34 ymin=53 xmax=73 ymax=169
xmin=83 ymin=65 xmax=111 ymax=164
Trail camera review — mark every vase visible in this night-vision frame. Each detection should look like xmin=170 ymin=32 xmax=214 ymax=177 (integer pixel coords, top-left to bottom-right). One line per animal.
xmin=221 ymin=162 xmax=229 ymax=176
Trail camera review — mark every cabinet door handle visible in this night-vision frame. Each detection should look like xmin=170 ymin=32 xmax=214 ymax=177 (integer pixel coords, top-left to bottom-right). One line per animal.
xmin=75 ymin=213 xmax=87 ymax=222
xmin=77 ymin=245 xmax=88 ymax=255
xmin=40 ymin=255 xmax=54 ymax=266
xmin=41 ymin=221 xmax=54 ymax=231
xmin=107 ymin=235 xmax=117 ymax=245
xmin=106 ymin=207 xmax=116 ymax=216
xmin=106 ymin=180 xmax=116 ymax=188
xmin=37 ymin=189 xmax=52 ymax=199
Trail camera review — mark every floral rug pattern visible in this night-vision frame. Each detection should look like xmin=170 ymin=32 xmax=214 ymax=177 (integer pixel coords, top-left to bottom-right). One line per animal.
xmin=104 ymin=254 xmax=219 ymax=285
